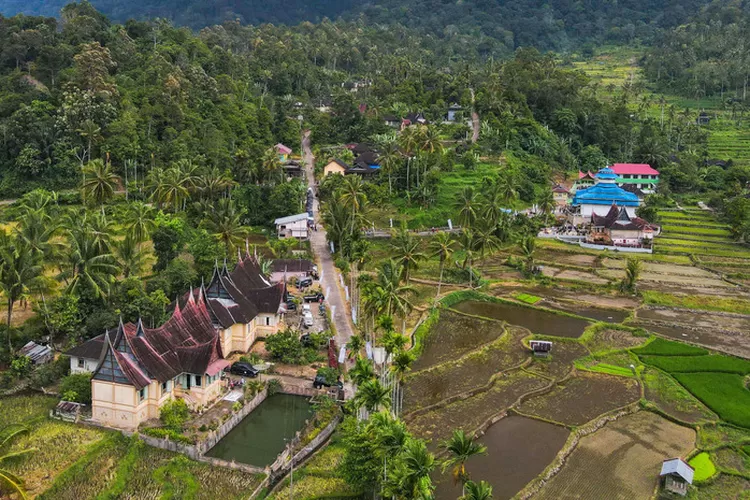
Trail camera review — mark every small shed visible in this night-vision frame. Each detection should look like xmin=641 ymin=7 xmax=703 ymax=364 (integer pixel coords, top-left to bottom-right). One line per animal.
xmin=696 ymin=111 xmax=711 ymax=126
xmin=660 ymin=458 xmax=694 ymax=496
xmin=529 ymin=340 xmax=552 ymax=357
xmin=51 ymin=401 xmax=84 ymax=422
xmin=19 ymin=341 xmax=53 ymax=365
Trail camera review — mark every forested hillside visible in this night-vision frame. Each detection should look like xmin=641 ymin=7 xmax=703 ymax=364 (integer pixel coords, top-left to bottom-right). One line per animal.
xmin=1 ymin=0 xmax=711 ymax=52
xmin=643 ymin=0 xmax=750 ymax=99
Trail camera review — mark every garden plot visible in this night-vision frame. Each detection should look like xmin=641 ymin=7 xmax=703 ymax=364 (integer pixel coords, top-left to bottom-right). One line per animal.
xmin=412 ymin=310 xmax=505 ymax=370
xmin=711 ymin=448 xmax=749 ymax=476
xmin=534 ymin=411 xmax=696 ymax=500
xmin=637 ymin=307 xmax=750 ymax=333
xmin=540 ymin=266 xmax=609 ymax=284
xmin=642 ymin=367 xmax=718 ymax=424
xmin=433 ymin=416 xmax=569 ymax=500
xmin=526 ymin=341 xmax=590 ymax=380
xmin=535 ymin=251 xmax=599 ymax=267
xmin=406 ymin=370 xmax=549 ymax=449
xmin=516 ymin=372 xmax=639 ymax=426
xmin=602 ymin=258 xmax=718 ymax=277
xmin=634 ymin=322 xmax=750 ymax=359
xmin=404 ymin=326 xmax=529 ymax=413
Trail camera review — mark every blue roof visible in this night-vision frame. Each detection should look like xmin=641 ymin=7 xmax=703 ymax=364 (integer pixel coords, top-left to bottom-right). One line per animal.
xmin=572 ymin=183 xmax=640 ymax=207
xmin=596 ymin=167 xmax=618 ymax=180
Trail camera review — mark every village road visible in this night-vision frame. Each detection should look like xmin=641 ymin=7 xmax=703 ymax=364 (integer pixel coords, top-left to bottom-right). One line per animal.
xmin=301 ymin=131 xmax=355 ymax=349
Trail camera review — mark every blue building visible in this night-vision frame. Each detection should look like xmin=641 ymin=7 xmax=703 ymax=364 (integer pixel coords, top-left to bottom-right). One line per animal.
xmin=571 ymin=167 xmax=640 ymax=220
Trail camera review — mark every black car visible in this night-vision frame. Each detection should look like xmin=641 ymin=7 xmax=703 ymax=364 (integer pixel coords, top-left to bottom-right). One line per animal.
xmin=228 ymin=362 xmax=259 ymax=378
xmin=304 ymin=292 xmax=325 ymax=302
xmin=313 ymin=374 xmax=343 ymax=389
xmin=286 ymin=300 xmax=297 ymax=311
xmin=298 ymin=277 xmax=313 ymax=288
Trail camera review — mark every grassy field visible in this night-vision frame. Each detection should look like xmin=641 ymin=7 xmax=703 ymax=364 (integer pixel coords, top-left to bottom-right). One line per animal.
xmin=641 ymin=291 xmax=750 ymax=315
xmin=689 ymin=452 xmax=717 ymax=482
xmin=672 ymin=373 xmax=750 ymax=428
xmin=632 ymin=338 xmax=708 ymax=357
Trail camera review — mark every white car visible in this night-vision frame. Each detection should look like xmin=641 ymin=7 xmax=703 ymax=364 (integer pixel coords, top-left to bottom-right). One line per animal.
xmin=302 ymin=304 xmax=311 ymax=313
xmin=302 ymin=311 xmax=314 ymax=327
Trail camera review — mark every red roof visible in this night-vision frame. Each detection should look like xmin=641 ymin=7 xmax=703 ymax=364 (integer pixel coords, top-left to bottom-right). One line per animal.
xmin=578 ymin=170 xmax=596 ymax=179
xmin=552 ymin=184 xmax=569 ymax=193
xmin=610 ymin=163 xmax=659 ymax=176
xmin=275 ymin=143 xmax=292 ymax=154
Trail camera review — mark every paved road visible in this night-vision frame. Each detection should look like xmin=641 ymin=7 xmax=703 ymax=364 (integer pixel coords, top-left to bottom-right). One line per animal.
xmin=301 ymin=131 xmax=355 ymax=349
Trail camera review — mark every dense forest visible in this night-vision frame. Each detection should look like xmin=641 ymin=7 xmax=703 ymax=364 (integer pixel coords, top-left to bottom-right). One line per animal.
xmin=1 ymin=0 xmax=712 ymax=52
xmin=644 ymin=0 xmax=750 ymax=98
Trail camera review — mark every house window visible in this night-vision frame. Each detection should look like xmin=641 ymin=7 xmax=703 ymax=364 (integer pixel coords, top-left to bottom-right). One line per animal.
xmin=161 ymin=381 xmax=170 ymax=394
xmin=195 ymin=375 xmax=202 ymax=387
xmin=77 ymin=358 xmax=85 ymax=368
xmin=266 ymin=317 xmax=271 ymax=326
xmin=139 ymin=387 xmax=147 ymax=402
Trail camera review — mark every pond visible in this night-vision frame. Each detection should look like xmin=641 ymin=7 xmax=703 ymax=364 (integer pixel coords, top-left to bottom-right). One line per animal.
xmin=453 ymin=300 xmax=591 ymax=338
xmin=433 ymin=415 xmax=569 ymax=499
xmin=545 ymin=302 xmax=630 ymax=323
xmin=204 ymin=393 xmax=313 ymax=467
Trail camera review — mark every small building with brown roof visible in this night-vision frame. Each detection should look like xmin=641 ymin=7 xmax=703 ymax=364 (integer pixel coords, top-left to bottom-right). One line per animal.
xmin=324 ymin=158 xmax=350 ymax=177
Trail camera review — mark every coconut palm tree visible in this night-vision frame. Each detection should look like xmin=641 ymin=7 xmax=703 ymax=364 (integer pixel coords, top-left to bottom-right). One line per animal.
xmin=61 ymin=227 xmax=119 ymax=300
xmin=519 ymin=235 xmax=536 ymax=276
xmin=150 ymin=167 xmax=190 ymax=212
xmin=455 ymin=186 xmax=478 ymax=228
xmin=115 ymin=235 xmax=146 ymax=278
xmin=81 ymin=159 xmax=120 ymax=206
xmin=421 ymin=126 xmax=443 ymax=154
xmin=203 ymin=199 xmax=247 ymax=254
xmin=339 ymin=175 xmax=368 ymax=230
xmin=391 ymin=349 xmax=415 ymax=382
xmin=378 ymin=140 xmax=402 ymax=196
xmin=0 ymin=234 xmax=44 ymax=352
xmin=0 ymin=425 xmax=36 ymax=499
xmin=429 ymin=232 xmax=455 ymax=298
xmin=537 ymin=189 xmax=555 ymax=224
xmin=261 ymin=147 xmax=281 ymax=183
xmin=375 ymin=260 xmax=416 ymax=333
xmin=472 ymin=221 xmax=501 ymax=267
xmin=355 ymin=379 xmax=391 ymax=412
xmin=620 ymin=257 xmax=642 ymax=293
xmin=15 ymin=209 xmax=60 ymax=262
xmin=390 ymin=226 xmax=426 ymax=285
xmin=479 ymin=182 xmax=504 ymax=228
xmin=442 ymin=429 xmax=488 ymax=492
xmin=371 ymin=412 xmax=408 ymax=495
xmin=461 ymin=480 xmax=493 ymax=500
xmin=382 ymin=330 xmax=409 ymax=357
xmin=497 ymin=172 xmax=517 ymax=207
xmin=125 ymin=201 xmax=156 ymax=244
xmin=457 ymin=229 xmax=477 ymax=287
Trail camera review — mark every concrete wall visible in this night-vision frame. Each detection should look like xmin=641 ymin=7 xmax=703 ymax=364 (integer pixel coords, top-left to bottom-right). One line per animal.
xmin=70 ymin=356 xmax=99 ymax=374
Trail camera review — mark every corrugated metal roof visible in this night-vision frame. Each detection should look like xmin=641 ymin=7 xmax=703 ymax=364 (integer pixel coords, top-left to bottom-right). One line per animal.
xmin=19 ymin=341 xmax=52 ymax=362
xmin=274 ymin=213 xmax=310 ymax=225
xmin=660 ymin=458 xmax=694 ymax=484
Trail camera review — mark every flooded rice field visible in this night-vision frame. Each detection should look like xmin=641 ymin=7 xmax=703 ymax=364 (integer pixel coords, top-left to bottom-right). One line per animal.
xmin=434 ymin=416 xmax=569 ymax=500
xmin=453 ymin=300 xmax=591 ymax=338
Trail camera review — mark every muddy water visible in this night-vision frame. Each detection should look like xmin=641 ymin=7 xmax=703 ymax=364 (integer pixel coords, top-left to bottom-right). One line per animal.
xmin=454 ymin=300 xmax=591 ymax=338
xmin=204 ymin=394 xmax=312 ymax=466
xmin=434 ymin=416 xmax=569 ymax=500
xmin=545 ymin=302 xmax=629 ymax=323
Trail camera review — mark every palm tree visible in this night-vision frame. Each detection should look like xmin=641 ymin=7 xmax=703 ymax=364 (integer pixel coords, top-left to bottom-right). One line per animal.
xmin=429 ymin=232 xmax=455 ymax=298
xmin=125 ymin=202 xmax=156 ymax=244
xmin=371 ymin=412 xmax=408 ymax=495
xmin=347 ymin=333 xmax=365 ymax=360
xmin=0 ymin=234 xmax=44 ymax=352
xmin=382 ymin=330 xmax=409 ymax=357
xmin=421 ymin=126 xmax=443 ymax=154
xmin=261 ymin=147 xmax=281 ymax=183
xmin=442 ymin=429 xmax=488 ymax=492
xmin=472 ymin=221 xmax=501 ymax=267
xmin=339 ymin=175 xmax=368 ymax=231
xmin=203 ymin=199 xmax=247 ymax=254
xmin=15 ymin=209 xmax=59 ymax=262
xmin=81 ymin=159 xmax=120 ymax=206
xmin=391 ymin=349 xmax=415 ymax=382
xmin=355 ymin=379 xmax=391 ymax=412
xmin=378 ymin=140 xmax=402 ymax=196
xmin=455 ymin=186 xmax=478 ymax=228
xmin=497 ymin=172 xmax=517 ymax=207
xmin=479 ymin=182 xmax=504 ymax=227
xmin=350 ymin=357 xmax=376 ymax=385
xmin=375 ymin=260 xmax=416 ymax=333
xmin=620 ymin=257 xmax=642 ymax=293
xmin=76 ymin=119 xmax=101 ymax=164
xmin=150 ymin=167 xmax=190 ymax=212
xmin=396 ymin=439 xmax=435 ymax=499
xmin=61 ymin=227 xmax=119 ymax=300
xmin=199 ymin=167 xmax=236 ymax=200
xmin=537 ymin=188 xmax=555 ymax=224
xmin=115 ymin=235 xmax=146 ymax=278
xmin=457 ymin=229 xmax=477 ymax=287
xmin=390 ymin=226 xmax=426 ymax=285
xmin=0 ymin=425 xmax=36 ymax=499
xmin=461 ymin=480 xmax=493 ymax=500
xmin=519 ymin=235 xmax=536 ymax=276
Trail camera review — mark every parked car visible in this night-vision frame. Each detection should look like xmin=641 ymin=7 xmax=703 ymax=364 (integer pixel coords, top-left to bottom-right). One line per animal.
xmin=286 ymin=300 xmax=297 ymax=311
xmin=302 ymin=304 xmax=311 ymax=313
xmin=303 ymin=292 xmax=325 ymax=302
xmin=313 ymin=374 xmax=343 ymax=389
xmin=298 ymin=277 xmax=313 ymax=288
xmin=302 ymin=312 xmax=314 ymax=327
xmin=228 ymin=362 xmax=259 ymax=378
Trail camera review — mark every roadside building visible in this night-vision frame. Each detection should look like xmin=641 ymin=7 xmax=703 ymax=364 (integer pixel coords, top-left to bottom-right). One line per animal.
xmin=275 ymin=213 xmax=310 ymax=240
xmin=552 ymin=184 xmax=570 ymax=209
xmin=447 ymin=104 xmax=462 ymax=122
xmin=275 ymin=143 xmax=292 ymax=162
xmin=270 ymin=259 xmax=316 ymax=283
xmin=19 ymin=341 xmax=53 ymax=365
xmin=609 ymin=163 xmax=660 ymax=193
xmin=660 ymin=458 xmax=694 ymax=497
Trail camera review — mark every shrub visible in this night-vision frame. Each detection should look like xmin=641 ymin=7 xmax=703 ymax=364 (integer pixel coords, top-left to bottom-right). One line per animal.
xmin=631 ymin=338 xmax=707 ymax=356
xmin=316 ymin=367 xmax=339 ymax=385
xmin=29 ymin=355 xmax=69 ymax=388
xmin=10 ymin=355 xmax=32 ymax=378
xmin=60 ymin=373 xmax=92 ymax=404
xmin=267 ymin=378 xmax=282 ymax=395
xmin=141 ymin=427 xmax=194 ymax=444
xmin=265 ymin=328 xmax=321 ymax=364
xmin=159 ymin=398 xmax=190 ymax=431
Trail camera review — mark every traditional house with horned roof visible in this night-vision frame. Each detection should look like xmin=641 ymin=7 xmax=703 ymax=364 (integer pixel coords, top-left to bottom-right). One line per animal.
xmin=588 ymin=204 xmax=659 ymax=247
xmin=87 ymin=253 xmax=286 ymax=430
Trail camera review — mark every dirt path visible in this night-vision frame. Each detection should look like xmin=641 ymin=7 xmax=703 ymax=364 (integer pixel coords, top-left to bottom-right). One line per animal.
xmin=301 ymin=131 xmax=355 ymax=349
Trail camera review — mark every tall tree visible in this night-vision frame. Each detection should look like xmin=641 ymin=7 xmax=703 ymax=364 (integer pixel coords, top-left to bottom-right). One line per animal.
xmin=429 ymin=232 xmax=455 ymax=297
xmin=441 ymin=429 xmax=488 ymax=493
xmin=390 ymin=226 xmax=426 ymax=285
xmin=81 ymin=159 xmax=120 ymax=206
